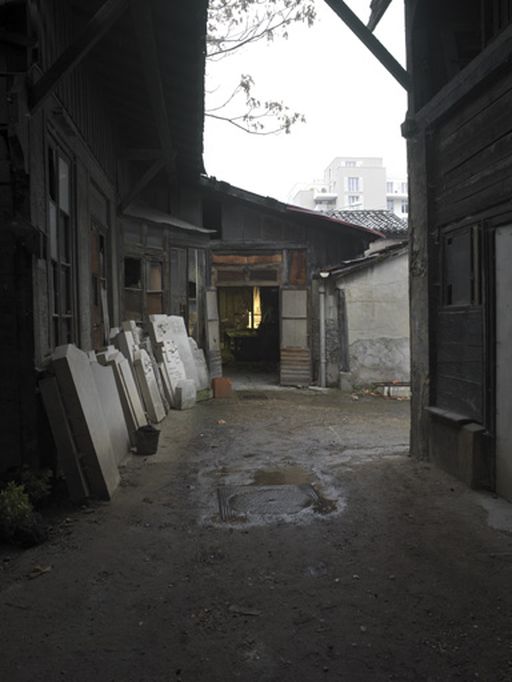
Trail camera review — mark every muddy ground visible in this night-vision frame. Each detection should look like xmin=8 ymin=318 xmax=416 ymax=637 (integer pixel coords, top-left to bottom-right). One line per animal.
xmin=2 ymin=389 xmax=512 ymax=681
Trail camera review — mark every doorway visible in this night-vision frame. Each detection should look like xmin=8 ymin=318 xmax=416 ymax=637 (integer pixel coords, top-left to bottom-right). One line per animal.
xmin=218 ymin=286 xmax=280 ymax=383
xmin=496 ymin=226 xmax=512 ymax=500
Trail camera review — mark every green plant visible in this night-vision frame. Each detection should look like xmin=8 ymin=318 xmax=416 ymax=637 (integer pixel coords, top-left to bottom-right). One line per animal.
xmin=0 ymin=482 xmax=34 ymax=541
xmin=20 ymin=467 xmax=53 ymax=506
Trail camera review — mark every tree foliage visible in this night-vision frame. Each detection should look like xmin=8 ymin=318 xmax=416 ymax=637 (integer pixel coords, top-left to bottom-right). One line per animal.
xmin=206 ymin=0 xmax=316 ymax=135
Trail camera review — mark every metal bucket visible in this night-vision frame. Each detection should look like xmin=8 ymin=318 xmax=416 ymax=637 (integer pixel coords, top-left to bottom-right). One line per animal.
xmin=135 ymin=425 xmax=160 ymax=456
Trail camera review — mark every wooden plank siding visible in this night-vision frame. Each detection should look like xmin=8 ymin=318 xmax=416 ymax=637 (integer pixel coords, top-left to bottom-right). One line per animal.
xmin=40 ymin=0 xmax=118 ymax=179
xmin=434 ymin=309 xmax=484 ymax=421
xmin=432 ymin=72 xmax=512 ymax=227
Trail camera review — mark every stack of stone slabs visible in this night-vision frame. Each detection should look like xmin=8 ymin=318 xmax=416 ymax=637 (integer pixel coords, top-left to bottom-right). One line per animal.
xmin=51 ymin=344 xmax=120 ymax=500
xmin=114 ymin=327 xmax=166 ymax=423
xmin=97 ymin=347 xmax=147 ymax=444
xmin=148 ymin=315 xmax=197 ymax=408
xmin=149 ymin=315 xmax=200 ymax=386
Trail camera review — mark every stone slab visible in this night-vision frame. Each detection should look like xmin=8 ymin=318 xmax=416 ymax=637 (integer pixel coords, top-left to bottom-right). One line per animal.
xmin=97 ymin=349 xmax=147 ymax=443
xmin=39 ymin=376 xmax=89 ymax=502
xmin=189 ymin=338 xmax=210 ymax=391
xmin=158 ymin=339 xmax=191 ymax=409
xmin=148 ymin=314 xmax=200 ymax=387
xmin=175 ymin=379 xmax=197 ymax=410
xmin=52 ymin=344 xmax=120 ymax=500
xmin=89 ymin=356 xmax=130 ymax=466
xmin=133 ymin=348 xmax=166 ymax=423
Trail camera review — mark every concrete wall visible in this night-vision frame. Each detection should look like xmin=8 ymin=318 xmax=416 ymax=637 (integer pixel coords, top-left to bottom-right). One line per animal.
xmin=341 ymin=253 xmax=409 ymax=386
xmin=320 ymin=252 xmax=409 ymax=388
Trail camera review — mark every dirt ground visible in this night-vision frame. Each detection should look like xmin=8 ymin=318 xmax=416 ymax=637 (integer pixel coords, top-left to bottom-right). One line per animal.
xmin=2 ymin=388 xmax=512 ymax=682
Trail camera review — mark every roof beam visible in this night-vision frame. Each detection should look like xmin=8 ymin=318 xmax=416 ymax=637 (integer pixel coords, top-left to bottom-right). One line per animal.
xmin=367 ymin=0 xmax=393 ymax=32
xmin=29 ymin=0 xmax=130 ymax=113
xmin=130 ymin=0 xmax=176 ymax=175
xmin=323 ymin=0 xmax=409 ymax=90
xmin=117 ymin=159 xmax=166 ymax=214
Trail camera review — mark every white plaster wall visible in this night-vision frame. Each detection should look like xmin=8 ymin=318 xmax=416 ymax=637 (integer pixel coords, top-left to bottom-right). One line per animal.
xmin=340 ymin=252 xmax=410 ymax=386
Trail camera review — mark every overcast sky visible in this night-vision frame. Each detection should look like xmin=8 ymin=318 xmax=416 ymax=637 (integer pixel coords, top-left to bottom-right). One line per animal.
xmin=203 ymin=0 xmax=407 ymax=202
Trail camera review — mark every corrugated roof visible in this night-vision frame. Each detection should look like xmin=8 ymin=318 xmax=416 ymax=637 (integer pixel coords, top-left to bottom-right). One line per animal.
xmin=327 ymin=209 xmax=408 ymax=237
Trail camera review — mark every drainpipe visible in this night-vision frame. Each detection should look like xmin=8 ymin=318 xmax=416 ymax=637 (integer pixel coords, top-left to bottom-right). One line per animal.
xmin=319 ymin=271 xmax=330 ymax=387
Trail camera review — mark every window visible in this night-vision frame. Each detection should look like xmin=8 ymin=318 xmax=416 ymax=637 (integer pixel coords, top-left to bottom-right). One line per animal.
xmin=345 ymin=160 xmax=356 ymax=167
xmin=348 ymin=195 xmax=361 ymax=207
xmin=386 ymin=181 xmax=394 ymax=193
xmin=400 ymin=200 xmax=409 ymax=214
xmin=48 ymin=144 xmax=74 ymax=347
xmin=123 ymin=257 xmax=164 ymax=321
xmin=401 ymin=182 xmax=408 ymax=194
xmin=347 ymin=177 xmax=360 ymax=192
xmin=443 ymin=227 xmax=480 ymax=306
xmin=387 ymin=198 xmax=395 ymax=212
xmin=187 ymin=248 xmax=205 ymax=341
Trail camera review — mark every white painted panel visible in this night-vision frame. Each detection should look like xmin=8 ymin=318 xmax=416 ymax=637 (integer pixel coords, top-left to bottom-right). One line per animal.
xmin=496 ymin=226 xmax=512 ymax=501
xmin=281 ymin=289 xmax=307 ymax=319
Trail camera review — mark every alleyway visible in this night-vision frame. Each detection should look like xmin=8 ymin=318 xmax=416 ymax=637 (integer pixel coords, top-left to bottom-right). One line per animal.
xmin=2 ymin=390 xmax=512 ymax=682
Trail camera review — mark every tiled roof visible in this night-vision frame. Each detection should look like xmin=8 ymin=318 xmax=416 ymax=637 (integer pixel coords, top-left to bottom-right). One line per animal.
xmin=327 ymin=210 xmax=408 ymax=238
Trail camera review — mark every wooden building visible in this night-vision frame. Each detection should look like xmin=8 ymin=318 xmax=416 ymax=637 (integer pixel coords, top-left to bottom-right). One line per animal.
xmin=403 ymin=1 xmax=512 ymax=493
xmin=195 ymin=179 xmax=376 ymax=386
xmin=0 ymin=0 xmax=208 ymax=472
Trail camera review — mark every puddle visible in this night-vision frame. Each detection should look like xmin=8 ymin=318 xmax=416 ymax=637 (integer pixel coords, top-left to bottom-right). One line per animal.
xmin=252 ymin=466 xmax=313 ymax=486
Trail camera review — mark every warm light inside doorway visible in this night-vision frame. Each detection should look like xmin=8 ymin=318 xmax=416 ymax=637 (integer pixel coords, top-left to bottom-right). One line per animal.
xmin=247 ymin=286 xmax=262 ymax=329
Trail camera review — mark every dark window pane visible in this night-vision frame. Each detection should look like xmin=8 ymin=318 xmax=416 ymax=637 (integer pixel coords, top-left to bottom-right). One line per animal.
xmin=59 ymin=212 xmax=71 ymax=263
xmin=58 ymin=157 xmax=70 ymax=215
xmin=49 ymin=201 xmax=57 ymax=261
xmin=124 ymin=257 xmax=142 ymax=288
xmin=48 ymin=148 xmax=56 ymax=201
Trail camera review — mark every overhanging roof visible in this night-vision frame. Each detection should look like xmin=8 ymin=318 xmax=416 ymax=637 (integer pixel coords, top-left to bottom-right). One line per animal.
xmin=124 ymin=204 xmax=214 ymax=234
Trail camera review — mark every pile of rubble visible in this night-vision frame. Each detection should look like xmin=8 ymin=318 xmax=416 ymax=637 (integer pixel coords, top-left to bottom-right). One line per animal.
xmin=40 ymin=315 xmax=212 ymax=504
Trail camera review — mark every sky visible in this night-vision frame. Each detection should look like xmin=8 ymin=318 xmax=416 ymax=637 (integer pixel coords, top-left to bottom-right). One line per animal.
xmin=203 ymin=0 xmax=407 ymax=203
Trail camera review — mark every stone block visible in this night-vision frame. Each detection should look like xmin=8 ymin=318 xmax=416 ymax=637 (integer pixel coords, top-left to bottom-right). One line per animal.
xmin=175 ymin=379 xmax=197 ymax=410
xmin=212 ymin=377 xmax=233 ymax=399
xmin=51 ymin=344 xmax=120 ymax=500
xmin=133 ymin=348 xmax=166 ymax=423
xmin=148 ymin=314 xmax=200 ymax=387
xmin=189 ymin=337 xmax=210 ymax=391
xmin=89 ymin=356 xmax=130 ymax=466
xmin=39 ymin=376 xmax=89 ymax=502
xmin=97 ymin=349 xmax=147 ymax=444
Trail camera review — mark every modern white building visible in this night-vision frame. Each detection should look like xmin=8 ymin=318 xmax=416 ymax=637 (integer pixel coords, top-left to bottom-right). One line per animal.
xmin=289 ymin=157 xmax=408 ymax=220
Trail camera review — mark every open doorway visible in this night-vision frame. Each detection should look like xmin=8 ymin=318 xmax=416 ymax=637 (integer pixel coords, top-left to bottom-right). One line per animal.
xmin=218 ymin=286 xmax=279 ymax=384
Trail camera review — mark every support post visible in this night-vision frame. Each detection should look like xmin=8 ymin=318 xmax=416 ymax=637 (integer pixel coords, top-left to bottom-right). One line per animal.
xmin=319 ymin=278 xmax=328 ymax=388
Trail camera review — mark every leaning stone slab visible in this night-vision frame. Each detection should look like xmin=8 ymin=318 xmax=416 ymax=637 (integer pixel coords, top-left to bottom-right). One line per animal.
xmin=133 ymin=348 xmax=166 ymax=423
xmin=158 ymin=339 xmax=191 ymax=408
xmin=89 ymin=355 xmax=130 ymax=466
xmin=175 ymin=379 xmax=197 ymax=410
xmin=148 ymin=314 xmax=200 ymax=387
xmin=39 ymin=376 xmax=89 ymax=502
xmin=189 ymin=337 xmax=210 ymax=391
xmin=97 ymin=349 xmax=147 ymax=444
xmin=51 ymin=344 xmax=120 ymax=500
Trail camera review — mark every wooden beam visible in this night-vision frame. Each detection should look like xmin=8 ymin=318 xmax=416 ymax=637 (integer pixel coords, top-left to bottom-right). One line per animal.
xmin=130 ymin=0 xmax=176 ymax=174
xmin=367 ymin=0 xmax=393 ymax=32
xmin=29 ymin=0 xmax=129 ymax=113
xmin=323 ymin=0 xmax=410 ymax=90
xmin=117 ymin=158 xmax=165 ymax=214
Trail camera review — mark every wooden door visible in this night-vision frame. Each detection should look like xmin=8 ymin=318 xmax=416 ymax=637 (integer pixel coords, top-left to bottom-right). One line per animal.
xmin=280 ymin=287 xmax=311 ymax=386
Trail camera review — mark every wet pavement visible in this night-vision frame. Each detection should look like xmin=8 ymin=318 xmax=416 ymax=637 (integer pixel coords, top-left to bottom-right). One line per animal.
xmin=2 ymin=388 xmax=512 ymax=681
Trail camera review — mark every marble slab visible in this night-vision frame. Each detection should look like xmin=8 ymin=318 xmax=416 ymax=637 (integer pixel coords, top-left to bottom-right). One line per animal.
xmin=158 ymin=339 xmax=192 ymax=409
xmin=148 ymin=314 xmax=200 ymax=387
xmin=89 ymin=355 xmax=130 ymax=466
xmin=52 ymin=344 xmax=120 ymax=500
xmin=133 ymin=348 xmax=166 ymax=423
xmin=97 ymin=348 xmax=147 ymax=443
xmin=175 ymin=379 xmax=197 ymax=410
xmin=189 ymin=337 xmax=210 ymax=391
